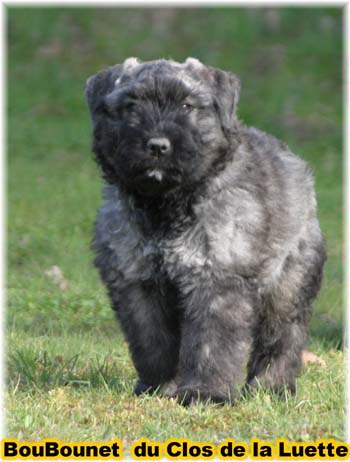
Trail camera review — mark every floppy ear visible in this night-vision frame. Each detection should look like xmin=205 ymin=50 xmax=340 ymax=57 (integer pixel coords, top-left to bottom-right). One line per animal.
xmin=209 ymin=67 xmax=241 ymax=133
xmin=84 ymin=65 xmax=124 ymax=184
xmin=183 ymin=59 xmax=240 ymax=133
xmin=85 ymin=64 xmax=123 ymax=122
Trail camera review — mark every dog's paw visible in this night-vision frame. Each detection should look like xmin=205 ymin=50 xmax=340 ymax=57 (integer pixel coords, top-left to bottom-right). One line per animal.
xmin=134 ymin=381 xmax=158 ymax=396
xmin=167 ymin=385 xmax=229 ymax=406
xmin=245 ymin=377 xmax=296 ymax=397
xmin=159 ymin=379 xmax=178 ymax=396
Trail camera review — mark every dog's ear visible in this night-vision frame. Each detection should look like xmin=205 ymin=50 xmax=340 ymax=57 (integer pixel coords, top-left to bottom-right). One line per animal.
xmin=85 ymin=64 xmax=123 ymax=122
xmin=184 ymin=59 xmax=240 ymax=134
xmin=210 ymin=67 xmax=241 ymax=133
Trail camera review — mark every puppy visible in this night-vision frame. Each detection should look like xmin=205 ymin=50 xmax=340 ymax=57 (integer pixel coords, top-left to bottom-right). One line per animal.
xmin=85 ymin=57 xmax=325 ymax=405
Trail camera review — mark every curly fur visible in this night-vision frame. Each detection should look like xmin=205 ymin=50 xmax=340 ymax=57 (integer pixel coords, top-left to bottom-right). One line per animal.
xmin=85 ymin=57 xmax=326 ymax=405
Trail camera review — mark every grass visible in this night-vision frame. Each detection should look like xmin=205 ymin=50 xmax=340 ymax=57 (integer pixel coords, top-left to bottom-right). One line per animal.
xmin=6 ymin=6 xmax=344 ymax=449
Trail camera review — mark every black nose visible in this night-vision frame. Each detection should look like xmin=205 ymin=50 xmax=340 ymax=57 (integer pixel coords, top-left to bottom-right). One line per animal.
xmin=147 ymin=137 xmax=171 ymax=156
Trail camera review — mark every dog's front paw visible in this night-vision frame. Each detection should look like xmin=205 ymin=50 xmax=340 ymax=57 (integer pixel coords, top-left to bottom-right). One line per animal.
xmin=245 ymin=376 xmax=296 ymax=397
xmin=167 ymin=385 xmax=229 ymax=406
xmin=159 ymin=379 xmax=178 ymax=396
xmin=134 ymin=381 xmax=158 ymax=396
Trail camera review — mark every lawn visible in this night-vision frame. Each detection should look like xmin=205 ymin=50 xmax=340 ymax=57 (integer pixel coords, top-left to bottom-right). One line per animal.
xmin=6 ymin=7 xmax=344 ymax=449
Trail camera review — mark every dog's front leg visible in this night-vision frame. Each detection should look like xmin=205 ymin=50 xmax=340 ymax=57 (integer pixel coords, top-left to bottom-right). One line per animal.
xmin=111 ymin=282 xmax=180 ymax=394
xmin=167 ymin=283 xmax=254 ymax=405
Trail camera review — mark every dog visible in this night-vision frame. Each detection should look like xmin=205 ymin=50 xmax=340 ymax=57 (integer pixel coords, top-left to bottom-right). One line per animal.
xmin=85 ymin=57 xmax=326 ymax=405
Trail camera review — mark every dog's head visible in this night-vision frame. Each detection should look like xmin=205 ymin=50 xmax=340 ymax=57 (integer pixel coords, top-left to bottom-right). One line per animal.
xmin=85 ymin=57 xmax=240 ymax=196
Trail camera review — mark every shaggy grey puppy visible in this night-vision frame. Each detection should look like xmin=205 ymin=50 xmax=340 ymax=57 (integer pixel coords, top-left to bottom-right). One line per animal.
xmin=85 ymin=57 xmax=325 ymax=405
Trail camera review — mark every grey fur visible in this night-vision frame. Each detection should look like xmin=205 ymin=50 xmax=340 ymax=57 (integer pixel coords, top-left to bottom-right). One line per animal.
xmin=85 ymin=57 xmax=325 ymax=405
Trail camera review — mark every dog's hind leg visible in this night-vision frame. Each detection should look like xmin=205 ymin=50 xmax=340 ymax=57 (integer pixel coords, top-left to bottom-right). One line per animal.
xmin=247 ymin=238 xmax=325 ymax=395
xmin=246 ymin=321 xmax=306 ymax=395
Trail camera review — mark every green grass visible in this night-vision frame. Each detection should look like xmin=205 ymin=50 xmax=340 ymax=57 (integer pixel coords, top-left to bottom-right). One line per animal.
xmin=6 ymin=6 xmax=344 ymax=448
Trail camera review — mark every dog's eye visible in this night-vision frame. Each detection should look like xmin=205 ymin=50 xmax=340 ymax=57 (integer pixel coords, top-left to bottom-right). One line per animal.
xmin=181 ymin=103 xmax=193 ymax=113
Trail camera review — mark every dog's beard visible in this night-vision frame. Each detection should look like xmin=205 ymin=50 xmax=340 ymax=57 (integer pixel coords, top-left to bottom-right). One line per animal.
xmin=121 ymin=159 xmax=184 ymax=196
xmin=130 ymin=169 xmax=182 ymax=195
